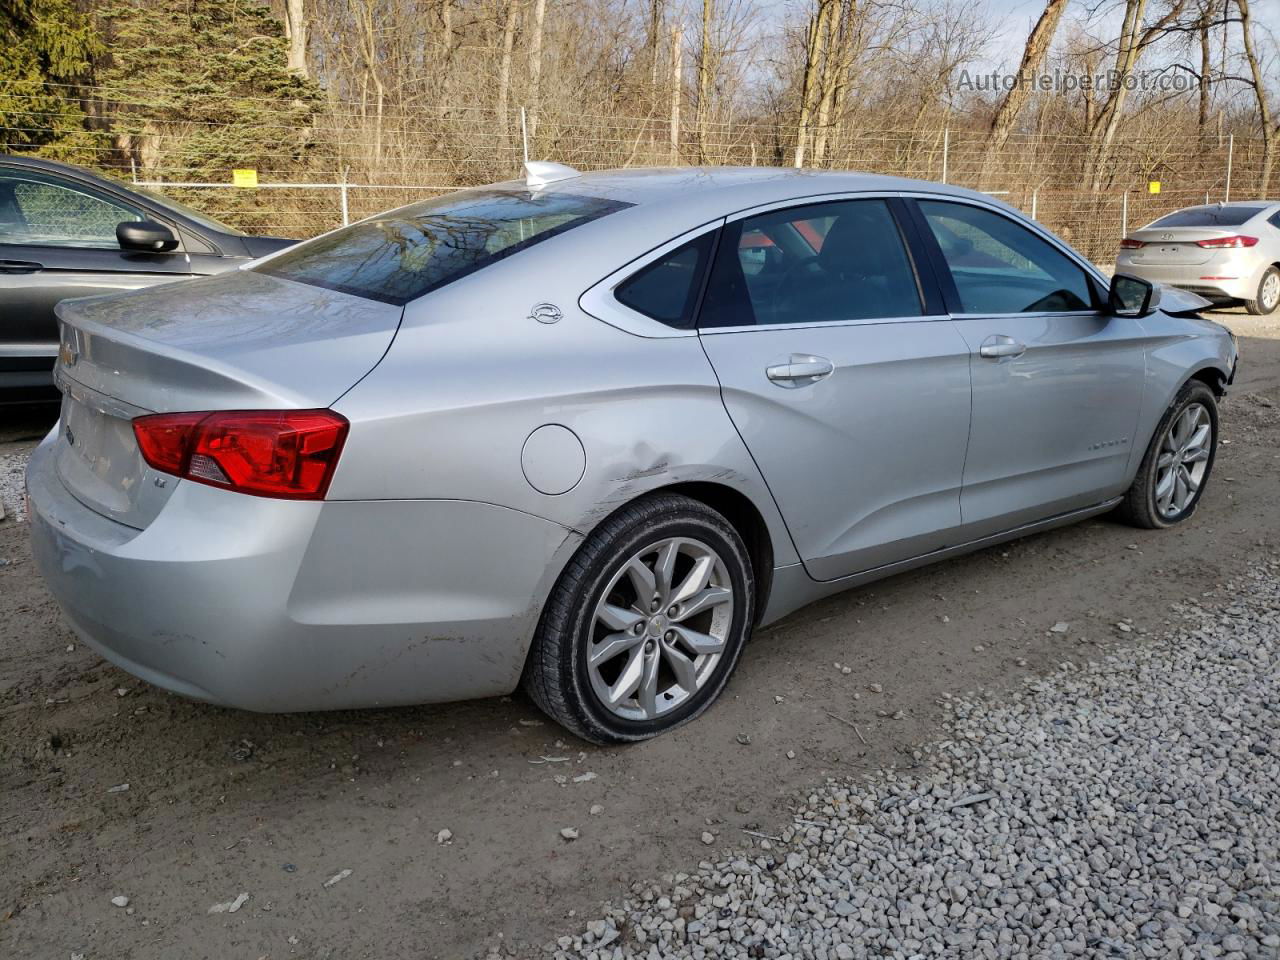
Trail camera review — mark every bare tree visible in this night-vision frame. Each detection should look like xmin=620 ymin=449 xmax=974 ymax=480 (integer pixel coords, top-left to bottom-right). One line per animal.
xmin=1234 ymin=0 xmax=1275 ymax=195
xmin=979 ymin=0 xmax=1070 ymax=186
xmin=497 ymin=0 xmax=520 ymax=141
xmin=528 ymin=0 xmax=547 ymax=140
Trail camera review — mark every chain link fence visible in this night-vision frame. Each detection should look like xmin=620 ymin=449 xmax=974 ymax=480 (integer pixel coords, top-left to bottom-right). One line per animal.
xmin=7 ymin=94 xmax=1265 ymax=262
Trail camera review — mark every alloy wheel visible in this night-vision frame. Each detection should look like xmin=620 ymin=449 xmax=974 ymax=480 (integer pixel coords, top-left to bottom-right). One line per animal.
xmin=1154 ymin=402 xmax=1212 ymax=518
xmin=1262 ymin=271 xmax=1280 ymax=312
xmin=586 ymin=537 xmax=735 ymax=721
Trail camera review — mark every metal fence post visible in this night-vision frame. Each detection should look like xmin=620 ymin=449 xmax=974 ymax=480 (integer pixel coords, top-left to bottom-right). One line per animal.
xmin=1225 ymin=133 xmax=1233 ymax=202
xmin=1031 ymin=186 xmax=1038 ymax=221
xmin=1121 ymin=191 xmax=1128 ymax=238
xmin=520 ymin=107 xmax=530 ymax=164
xmin=941 ymin=127 xmax=949 ymax=184
xmin=339 ymin=167 xmax=350 ymax=226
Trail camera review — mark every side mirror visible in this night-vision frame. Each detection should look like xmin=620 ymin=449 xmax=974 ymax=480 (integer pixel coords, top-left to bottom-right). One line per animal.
xmin=117 ymin=220 xmax=178 ymax=253
xmin=1109 ymin=272 xmax=1161 ymax=317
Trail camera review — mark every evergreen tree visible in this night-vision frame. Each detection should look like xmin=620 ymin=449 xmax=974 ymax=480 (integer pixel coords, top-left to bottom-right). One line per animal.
xmin=0 ymin=0 xmax=103 ymax=156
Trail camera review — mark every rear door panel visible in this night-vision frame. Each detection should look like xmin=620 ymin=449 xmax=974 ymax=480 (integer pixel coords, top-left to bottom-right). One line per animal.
xmin=697 ymin=195 xmax=972 ymax=582
xmin=701 ymin=320 xmax=971 ymax=579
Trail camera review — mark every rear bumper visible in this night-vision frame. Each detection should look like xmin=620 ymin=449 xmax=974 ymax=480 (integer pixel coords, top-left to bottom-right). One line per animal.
xmin=1115 ymin=257 xmax=1262 ymax=302
xmin=26 ymin=435 xmax=579 ymax=712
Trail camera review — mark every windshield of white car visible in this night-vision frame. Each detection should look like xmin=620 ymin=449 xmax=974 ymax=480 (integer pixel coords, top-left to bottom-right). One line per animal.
xmin=1150 ymin=206 xmax=1267 ymax=228
xmin=253 ymin=189 xmax=633 ymax=305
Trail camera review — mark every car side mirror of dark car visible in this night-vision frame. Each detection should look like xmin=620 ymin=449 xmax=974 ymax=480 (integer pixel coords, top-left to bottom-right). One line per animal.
xmin=117 ymin=220 xmax=179 ymax=253
xmin=1109 ymin=272 xmax=1161 ymax=317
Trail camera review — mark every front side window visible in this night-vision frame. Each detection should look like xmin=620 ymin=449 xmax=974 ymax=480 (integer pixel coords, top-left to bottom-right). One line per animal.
xmin=0 ymin=172 xmax=143 ymax=249
xmin=918 ymin=200 xmax=1093 ymax=314
xmin=255 ymin=189 xmax=632 ymax=305
xmin=699 ymin=199 xmax=923 ymax=327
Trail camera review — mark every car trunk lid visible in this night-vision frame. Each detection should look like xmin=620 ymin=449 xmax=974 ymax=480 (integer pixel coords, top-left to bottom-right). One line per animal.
xmin=53 ymin=269 xmax=401 ymax=529
xmin=1125 ymin=227 xmax=1242 ymax=266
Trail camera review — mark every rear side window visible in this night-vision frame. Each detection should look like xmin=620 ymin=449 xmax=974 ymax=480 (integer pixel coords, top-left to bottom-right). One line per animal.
xmin=255 ymin=190 xmax=631 ymax=305
xmin=1150 ymin=206 xmax=1266 ymax=228
xmin=614 ymin=233 xmax=715 ymax=328
xmin=918 ymin=200 xmax=1093 ymax=314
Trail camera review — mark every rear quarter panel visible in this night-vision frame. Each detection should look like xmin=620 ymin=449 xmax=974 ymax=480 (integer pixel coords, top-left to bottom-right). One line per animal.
xmin=328 ymin=246 xmax=800 ymax=570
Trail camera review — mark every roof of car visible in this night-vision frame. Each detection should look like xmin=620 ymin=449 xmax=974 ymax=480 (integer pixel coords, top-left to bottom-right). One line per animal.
xmin=502 ymin=165 xmax=994 ymax=208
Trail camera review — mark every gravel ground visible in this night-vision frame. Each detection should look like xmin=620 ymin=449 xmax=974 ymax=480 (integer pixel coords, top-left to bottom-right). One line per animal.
xmin=1 ymin=312 xmax=1277 ymax=958
xmin=0 ymin=451 xmax=30 ymax=521
xmin=543 ymin=562 xmax=1280 ymax=960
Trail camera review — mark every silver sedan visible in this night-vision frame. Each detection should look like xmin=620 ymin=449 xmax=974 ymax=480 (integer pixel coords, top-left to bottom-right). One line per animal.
xmin=1117 ymin=201 xmax=1280 ymax=314
xmin=28 ymin=165 xmax=1237 ymax=742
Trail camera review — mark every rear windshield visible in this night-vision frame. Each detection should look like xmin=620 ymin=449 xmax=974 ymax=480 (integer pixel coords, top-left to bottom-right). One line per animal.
xmin=254 ymin=189 xmax=632 ymax=305
xmin=1150 ymin=206 xmax=1266 ymax=228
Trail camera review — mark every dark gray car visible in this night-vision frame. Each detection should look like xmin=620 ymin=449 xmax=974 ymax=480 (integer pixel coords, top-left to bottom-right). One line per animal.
xmin=0 ymin=155 xmax=294 ymax=400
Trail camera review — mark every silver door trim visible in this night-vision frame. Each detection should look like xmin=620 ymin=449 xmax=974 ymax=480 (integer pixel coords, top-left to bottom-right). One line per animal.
xmin=700 ymin=313 xmax=951 ymax=335
xmin=0 ymin=342 xmax=58 ymax=357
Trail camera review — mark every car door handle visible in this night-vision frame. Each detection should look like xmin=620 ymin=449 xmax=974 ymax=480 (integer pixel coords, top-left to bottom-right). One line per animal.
xmin=979 ymin=336 xmax=1026 ymax=359
xmin=0 ymin=259 xmax=42 ymax=274
xmin=766 ymin=355 xmax=835 ymax=387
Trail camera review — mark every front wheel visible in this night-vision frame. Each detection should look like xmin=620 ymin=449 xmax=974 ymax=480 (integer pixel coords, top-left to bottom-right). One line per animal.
xmin=523 ymin=493 xmax=754 ymax=744
xmin=1245 ymin=265 xmax=1279 ymax=316
xmin=1116 ymin=380 xmax=1218 ymax=529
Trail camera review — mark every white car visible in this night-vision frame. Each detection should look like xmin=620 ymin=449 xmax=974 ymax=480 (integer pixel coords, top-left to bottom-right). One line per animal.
xmin=1117 ymin=201 xmax=1280 ymax=315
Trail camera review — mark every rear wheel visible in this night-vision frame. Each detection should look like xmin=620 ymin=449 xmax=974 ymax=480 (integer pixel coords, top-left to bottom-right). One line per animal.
xmin=1245 ymin=266 xmax=1279 ymax=316
xmin=523 ymin=493 xmax=754 ymax=744
xmin=1116 ymin=380 xmax=1218 ymax=529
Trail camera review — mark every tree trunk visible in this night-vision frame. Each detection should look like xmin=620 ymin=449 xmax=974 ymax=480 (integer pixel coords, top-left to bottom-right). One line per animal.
xmin=1086 ymin=0 xmax=1187 ymax=190
xmin=793 ymin=0 xmax=830 ymax=168
xmin=284 ymin=0 xmax=309 ymax=77
xmin=497 ymin=0 xmax=519 ymax=143
xmin=812 ymin=0 xmax=843 ymax=165
xmin=697 ymin=0 xmax=713 ymax=161
xmin=669 ymin=21 xmax=683 ymax=164
xmin=528 ymin=0 xmax=546 ymax=140
xmin=1197 ymin=0 xmax=1212 ymax=132
xmin=1236 ymin=0 xmax=1276 ymax=195
xmin=649 ymin=0 xmax=665 ymax=90
xmin=978 ymin=0 xmax=1068 ymax=187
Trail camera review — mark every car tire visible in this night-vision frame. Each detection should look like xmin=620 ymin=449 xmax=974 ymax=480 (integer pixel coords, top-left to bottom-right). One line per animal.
xmin=1116 ymin=380 xmax=1218 ymax=529
xmin=1245 ymin=265 xmax=1280 ymax=315
xmin=523 ymin=493 xmax=755 ymax=744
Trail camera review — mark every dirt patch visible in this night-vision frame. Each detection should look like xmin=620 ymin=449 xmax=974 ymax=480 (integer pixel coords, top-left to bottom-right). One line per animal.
xmin=1 ymin=312 xmax=1278 ymax=959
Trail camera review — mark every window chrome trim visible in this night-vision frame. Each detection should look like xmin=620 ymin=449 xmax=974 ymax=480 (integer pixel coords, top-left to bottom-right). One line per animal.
xmin=579 ymin=218 xmax=724 ymax=339
xmin=699 ymin=313 xmax=952 ymax=335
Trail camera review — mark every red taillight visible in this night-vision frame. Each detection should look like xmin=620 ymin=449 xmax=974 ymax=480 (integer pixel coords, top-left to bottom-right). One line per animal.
xmin=132 ymin=410 xmax=349 ymax=500
xmin=1119 ymin=237 xmax=1145 ymax=249
xmin=1195 ymin=235 xmax=1259 ymax=248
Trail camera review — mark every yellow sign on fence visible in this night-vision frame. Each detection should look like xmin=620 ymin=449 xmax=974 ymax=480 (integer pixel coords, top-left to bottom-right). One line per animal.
xmin=232 ymin=168 xmax=259 ymax=188
xmin=1148 ymin=180 xmax=1161 ymax=194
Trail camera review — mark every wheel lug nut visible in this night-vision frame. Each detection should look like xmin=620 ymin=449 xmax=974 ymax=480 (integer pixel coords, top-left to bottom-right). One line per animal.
xmin=633 ymin=622 xmax=645 ymax=635
xmin=667 ymin=605 xmax=679 ymax=617
xmin=664 ymin=630 xmax=676 ymax=642
xmin=650 ymin=600 xmax=661 ymax=612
